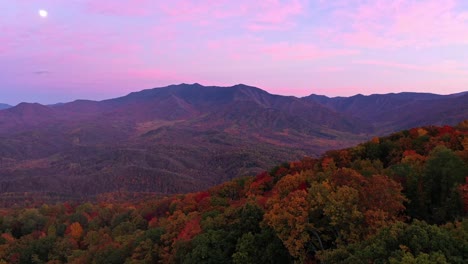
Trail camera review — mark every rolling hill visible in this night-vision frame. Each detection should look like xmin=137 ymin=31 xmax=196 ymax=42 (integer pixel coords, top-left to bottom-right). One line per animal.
xmin=0 ymin=103 xmax=11 ymax=110
xmin=305 ymin=92 xmax=468 ymax=133
xmin=0 ymin=124 xmax=466 ymax=263
xmin=0 ymin=83 xmax=466 ymax=199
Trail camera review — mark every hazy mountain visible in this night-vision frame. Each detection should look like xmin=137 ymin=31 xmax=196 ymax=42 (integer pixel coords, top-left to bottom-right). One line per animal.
xmin=0 ymin=84 xmax=466 ymax=198
xmin=0 ymin=103 xmax=12 ymax=110
xmin=305 ymin=92 xmax=468 ymax=133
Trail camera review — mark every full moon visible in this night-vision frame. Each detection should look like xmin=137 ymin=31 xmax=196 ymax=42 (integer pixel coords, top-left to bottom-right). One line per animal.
xmin=39 ymin=9 xmax=48 ymax=18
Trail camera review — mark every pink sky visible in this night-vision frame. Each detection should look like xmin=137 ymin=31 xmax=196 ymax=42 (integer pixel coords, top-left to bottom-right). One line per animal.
xmin=1 ymin=0 xmax=468 ymax=104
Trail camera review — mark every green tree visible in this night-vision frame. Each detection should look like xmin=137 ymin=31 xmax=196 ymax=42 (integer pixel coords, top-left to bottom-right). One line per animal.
xmin=317 ymin=220 xmax=467 ymax=264
xmin=232 ymin=228 xmax=292 ymax=264
xmin=182 ymin=230 xmax=231 ymax=264
xmin=423 ymin=146 xmax=468 ymax=223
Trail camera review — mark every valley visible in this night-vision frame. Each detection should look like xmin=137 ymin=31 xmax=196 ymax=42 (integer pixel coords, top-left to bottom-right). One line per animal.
xmin=0 ymin=84 xmax=466 ymax=200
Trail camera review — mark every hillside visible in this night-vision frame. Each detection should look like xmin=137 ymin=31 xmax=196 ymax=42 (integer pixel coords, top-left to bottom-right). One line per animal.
xmin=0 ymin=84 xmax=467 ymax=198
xmin=0 ymin=123 xmax=466 ymax=263
xmin=0 ymin=84 xmax=366 ymax=198
xmin=305 ymin=92 xmax=468 ymax=133
xmin=0 ymin=104 xmax=11 ymax=110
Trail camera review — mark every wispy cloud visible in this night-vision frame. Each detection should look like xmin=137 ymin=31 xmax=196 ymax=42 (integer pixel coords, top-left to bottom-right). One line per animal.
xmin=263 ymin=42 xmax=358 ymax=60
xmin=33 ymin=70 xmax=50 ymax=75
xmin=1 ymin=0 xmax=468 ymax=103
xmin=322 ymin=0 xmax=468 ymax=48
xmin=354 ymin=59 xmax=468 ymax=75
xmin=84 ymin=0 xmax=154 ymax=16
xmin=246 ymin=0 xmax=305 ymax=31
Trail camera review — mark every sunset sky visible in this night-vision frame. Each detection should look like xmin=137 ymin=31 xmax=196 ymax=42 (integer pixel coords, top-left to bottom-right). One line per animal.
xmin=1 ymin=0 xmax=468 ymax=104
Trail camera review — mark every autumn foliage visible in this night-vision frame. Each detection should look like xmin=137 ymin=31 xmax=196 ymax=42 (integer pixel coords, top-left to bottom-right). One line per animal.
xmin=0 ymin=124 xmax=467 ymax=263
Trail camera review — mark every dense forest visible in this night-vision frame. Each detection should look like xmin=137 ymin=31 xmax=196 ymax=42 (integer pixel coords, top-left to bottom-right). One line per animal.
xmin=0 ymin=122 xmax=467 ymax=263
xmin=1 ymin=84 xmax=467 ymax=197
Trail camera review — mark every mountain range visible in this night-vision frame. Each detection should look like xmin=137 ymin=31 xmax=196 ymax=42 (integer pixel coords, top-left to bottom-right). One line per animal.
xmin=0 ymin=103 xmax=11 ymax=110
xmin=305 ymin=91 xmax=468 ymax=133
xmin=0 ymin=83 xmax=466 ymax=200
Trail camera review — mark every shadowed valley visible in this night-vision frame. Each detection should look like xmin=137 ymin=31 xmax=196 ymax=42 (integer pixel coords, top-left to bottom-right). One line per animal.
xmin=0 ymin=84 xmax=466 ymax=200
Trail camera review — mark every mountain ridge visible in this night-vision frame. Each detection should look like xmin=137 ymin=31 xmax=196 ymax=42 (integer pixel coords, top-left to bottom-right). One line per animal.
xmin=0 ymin=83 xmax=466 ymax=197
xmin=0 ymin=103 xmax=12 ymax=110
xmin=6 ymin=83 xmax=466 ymax=106
xmin=305 ymin=90 xmax=468 ymax=133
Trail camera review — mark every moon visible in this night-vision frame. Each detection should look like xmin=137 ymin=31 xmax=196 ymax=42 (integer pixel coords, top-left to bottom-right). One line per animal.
xmin=39 ymin=9 xmax=48 ymax=18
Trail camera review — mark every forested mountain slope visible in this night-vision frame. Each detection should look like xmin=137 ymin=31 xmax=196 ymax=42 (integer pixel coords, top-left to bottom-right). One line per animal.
xmin=0 ymin=123 xmax=467 ymax=263
xmin=0 ymin=84 xmax=466 ymax=198
xmin=305 ymin=92 xmax=468 ymax=133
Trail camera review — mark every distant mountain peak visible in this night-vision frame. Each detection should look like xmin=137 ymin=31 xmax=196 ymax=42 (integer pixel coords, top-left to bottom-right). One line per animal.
xmin=13 ymin=102 xmax=49 ymax=110
xmin=0 ymin=83 xmax=466 ymax=198
xmin=7 ymin=102 xmax=55 ymax=116
xmin=16 ymin=102 xmax=42 ymax=106
xmin=172 ymin=83 xmax=203 ymax=87
xmin=233 ymin=83 xmax=254 ymax=88
xmin=0 ymin=103 xmax=12 ymax=110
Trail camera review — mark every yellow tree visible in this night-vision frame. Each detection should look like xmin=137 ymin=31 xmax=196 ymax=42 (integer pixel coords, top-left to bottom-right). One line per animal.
xmin=69 ymin=222 xmax=83 ymax=240
xmin=323 ymin=185 xmax=364 ymax=244
xmin=264 ymin=189 xmax=311 ymax=261
xmin=273 ymin=171 xmax=309 ymax=198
